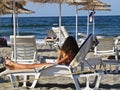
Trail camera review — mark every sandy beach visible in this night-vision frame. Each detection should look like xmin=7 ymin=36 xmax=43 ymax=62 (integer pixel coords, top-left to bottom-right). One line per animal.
xmin=0 ymin=43 xmax=120 ymax=90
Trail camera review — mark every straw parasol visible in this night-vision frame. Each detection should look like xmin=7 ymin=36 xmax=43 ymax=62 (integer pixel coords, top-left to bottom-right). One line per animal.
xmin=29 ymin=0 xmax=84 ymax=4
xmin=70 ymin=0 xmax=111 ymax=7
xmin=69 ymin=0 xmax=111 ymax=38
xmin=2 ymin=1 xmax=35 ymax=14
xmin=76 ymin=0 xmax=111 ymax=36
xmin=0 ymin=1 xmax=34 ymax=14
xmin=76 ymin=0 xmax=111 ymax=10
xmin=0 ymin=1 xmax=13 ymax=14
xmin=78 ymin=5 xmax=111 ymax=11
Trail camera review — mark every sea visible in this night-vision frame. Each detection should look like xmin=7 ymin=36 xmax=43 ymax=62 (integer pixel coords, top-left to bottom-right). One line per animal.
xmin=0 ymin=15 xmax=120 ymax=42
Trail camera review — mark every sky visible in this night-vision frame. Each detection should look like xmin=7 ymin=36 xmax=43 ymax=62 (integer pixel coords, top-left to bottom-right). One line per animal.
xmin=3 ymin=0 xmax=120 ymax=17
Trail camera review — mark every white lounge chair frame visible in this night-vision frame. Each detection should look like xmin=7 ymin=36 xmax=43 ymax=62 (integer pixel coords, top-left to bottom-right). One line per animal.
xmin=94 ymin=37 xmax=119 ymax=61
xmin=0 ymin=34 xmax=104 ymax=90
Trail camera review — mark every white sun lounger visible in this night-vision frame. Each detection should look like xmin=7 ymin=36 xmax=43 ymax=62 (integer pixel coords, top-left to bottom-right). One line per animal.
xmin=0 ymin=34 xmax=104 ymax=90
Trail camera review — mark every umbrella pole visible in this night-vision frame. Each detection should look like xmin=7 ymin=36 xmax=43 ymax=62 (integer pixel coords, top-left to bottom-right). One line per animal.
xmin=93 ymin=14 xmax=95 ymax=35
xmin=75 ymin=5 xmax=78 ymax=41
xmin=59 ymin=3 xmax=62 ymax=44
xmin=16 ymin=14 xmax=19 ymax=35
xmin=87 ymin=10 xmax=90 ymax=36
xmin=13 ymin=0 xmax=17 ymax=62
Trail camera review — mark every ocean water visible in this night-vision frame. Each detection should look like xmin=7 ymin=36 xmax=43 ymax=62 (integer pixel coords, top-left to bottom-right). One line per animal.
xmin=0 ymin=15 xmax=120 ymax=41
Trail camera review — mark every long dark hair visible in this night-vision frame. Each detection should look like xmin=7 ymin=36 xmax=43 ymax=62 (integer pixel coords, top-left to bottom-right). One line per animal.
xmin=61 ymin=36 xmax=79 ymax=55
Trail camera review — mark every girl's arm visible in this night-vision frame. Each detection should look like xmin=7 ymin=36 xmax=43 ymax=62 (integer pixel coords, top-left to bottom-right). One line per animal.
xmin=56 ymin=54 xmax=69 ymax=65
xmin=56 ymin=49 xmax=71 ymax=65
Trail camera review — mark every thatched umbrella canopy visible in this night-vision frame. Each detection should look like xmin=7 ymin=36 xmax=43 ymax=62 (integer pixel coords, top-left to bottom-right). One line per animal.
xmin=3 ymin=0 xmax=26 ymax=4
xmin=29 ymin=0 xmax=82 ymax=4
xmin=78 ymin=5 xmax=111 ymax=11
xmin=89 ymin=0 xmax=111 ymax=7
xmin=75 ymin=0 xmax=111 ymax=10
xmin=2 ymin=1 xmax=35 ymax=14
xmin=0 ymin=1 xmax=13 ymax=14
xmin=69 ymin=0 xmax=111 ymax=7
xmin=68 ymin=0 xmax=111 ymax=39
xmin=68 ymin=0 xmax=111 ymax=38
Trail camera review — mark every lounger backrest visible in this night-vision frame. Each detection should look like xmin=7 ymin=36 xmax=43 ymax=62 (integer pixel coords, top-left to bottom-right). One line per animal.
xmin=52 ymin=26 xmax=69 ymax=40
xmin=60 ymin=26 xmax=69 ymax=38
xmin=70 ymin=34 xmax=93 ymax=68
xmin=10 ymin=35 xmax=37 ymax=63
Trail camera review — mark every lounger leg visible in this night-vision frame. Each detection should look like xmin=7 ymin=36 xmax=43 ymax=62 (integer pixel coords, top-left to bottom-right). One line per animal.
xmin=94 ymin=72 xmax=103 ymax=90
xmin=77 ymin=72 xmax=103 ymax=90
xmin=115 ymin=55 xmax=118 ymax=61
xmin=113 ymin=66 xmax=119 ymax=73
xmin=115 ymin=49 xmax=119 ymax=61
xmin=71 ymin=74 xmax=82 ymax=90
xmin=86 ymin=75 xmax=90 ymax=89
xmin=87 ymin=73 xmax=102 ymax=90
xmin=22 ymin=75 xmax=27 ymax=87
xmin=9 ymin=74 xmax=18 ymax=88
xmin=109 ymin=65 xmax=115 ymax=73
xmin=29 ymin=73 xmax=41 ymax=88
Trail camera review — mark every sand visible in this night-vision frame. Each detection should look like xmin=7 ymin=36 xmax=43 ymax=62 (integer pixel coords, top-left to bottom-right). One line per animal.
xmin=0 ymin=43 xmax=120 ymax=90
